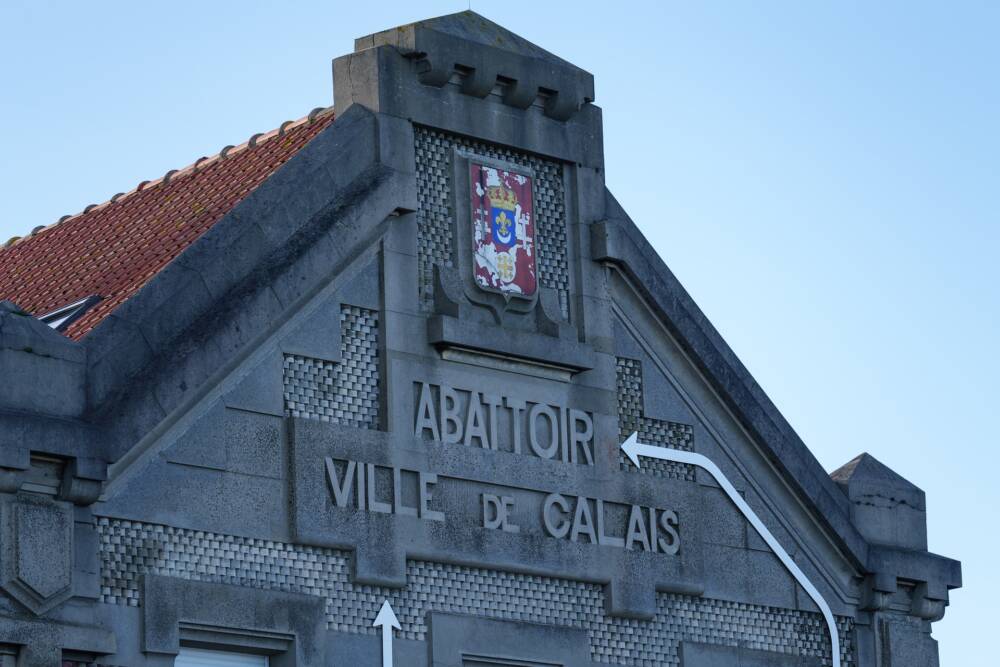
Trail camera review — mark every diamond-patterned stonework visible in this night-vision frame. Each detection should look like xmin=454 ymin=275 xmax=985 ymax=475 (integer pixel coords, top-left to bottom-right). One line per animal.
xmin=414 ymin=126 xmax=570 ymax=317
xmin=97 ymin=519 xmax=853 ymax=667
xmin=617 ymin=357 xmax=695 ymax=481
xmin=282 ymin=305 xmax=379 ymax=428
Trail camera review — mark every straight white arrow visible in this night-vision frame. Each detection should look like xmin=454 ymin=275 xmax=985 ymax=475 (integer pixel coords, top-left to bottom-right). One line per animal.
xmin=621 ymin=432 xmax=841 ymax=667
xmin=373 ymin=600 xmax=400 ymax=667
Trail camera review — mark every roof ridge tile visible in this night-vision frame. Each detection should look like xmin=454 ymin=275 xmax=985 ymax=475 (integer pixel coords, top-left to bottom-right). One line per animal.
xmin=2 ymin=106 xmax=334 ymax=252
xmin=0 ymin=107 xmax=336 ymax=338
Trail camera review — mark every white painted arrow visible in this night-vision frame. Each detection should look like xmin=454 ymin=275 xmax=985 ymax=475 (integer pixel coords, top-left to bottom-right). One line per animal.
xmin=373 ymin=600 xmax=400 ymax=667
xmin=621 ymin=432 xmax=841 ymax=667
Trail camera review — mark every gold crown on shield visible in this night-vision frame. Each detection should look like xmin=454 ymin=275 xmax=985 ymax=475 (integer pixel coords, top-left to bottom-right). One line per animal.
xmin=487 ymin=185 xmax=517 ymax=211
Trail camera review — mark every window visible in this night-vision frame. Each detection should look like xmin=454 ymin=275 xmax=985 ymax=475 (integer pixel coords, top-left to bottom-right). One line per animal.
xmin=175 ymin=648 xmax=268 ymax=667
xmin=37 ymin=295 xmax=100 ymax=332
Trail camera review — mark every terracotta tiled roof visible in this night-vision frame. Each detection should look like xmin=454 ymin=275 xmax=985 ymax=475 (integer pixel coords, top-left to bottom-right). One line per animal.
xmin=0 ymin=109 xmax=335 ymax=340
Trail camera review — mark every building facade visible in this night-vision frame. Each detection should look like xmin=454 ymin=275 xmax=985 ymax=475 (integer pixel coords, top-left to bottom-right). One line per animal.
xmin=0 ymin=11 xmax=960 ymax=667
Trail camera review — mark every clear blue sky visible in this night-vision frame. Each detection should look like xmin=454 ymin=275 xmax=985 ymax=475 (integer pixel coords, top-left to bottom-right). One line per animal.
xmin=1 ymin=1 xmax=995 ymax=663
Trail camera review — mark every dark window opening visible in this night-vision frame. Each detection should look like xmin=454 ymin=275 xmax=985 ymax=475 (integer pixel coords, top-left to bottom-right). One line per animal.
xmin=37 ymin=295 xmax=101 ymax=332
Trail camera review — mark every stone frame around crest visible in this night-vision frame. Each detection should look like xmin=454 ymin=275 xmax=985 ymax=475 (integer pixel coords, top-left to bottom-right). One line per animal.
xmin=450 ymin=147 xmax=540 ymax=315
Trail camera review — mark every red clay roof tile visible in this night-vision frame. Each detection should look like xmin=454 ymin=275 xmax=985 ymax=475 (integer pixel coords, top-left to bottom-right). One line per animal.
xmin=0 ymin=110 xmax=335 ymax=340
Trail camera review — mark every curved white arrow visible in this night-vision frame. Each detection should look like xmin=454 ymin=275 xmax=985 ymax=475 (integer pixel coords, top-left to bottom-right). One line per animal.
xmin=373 ymin=600 xmax=400 ymax=667
xmin=622 ymin=432 xmax=841 ymax=667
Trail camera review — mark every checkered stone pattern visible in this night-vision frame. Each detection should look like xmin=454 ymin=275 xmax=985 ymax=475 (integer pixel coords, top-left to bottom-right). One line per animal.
xmin=617 ymin=357 xmax=695 ymax=481
xmin=96 ymin=518 xmax=349 ymax=607
xmin=282 ymin=305 xmax=379 ymax=428
xmin=414 ymin=126 xmax=570 ymax=318
xmin=96 ymin=519 xmax=853 ymax=667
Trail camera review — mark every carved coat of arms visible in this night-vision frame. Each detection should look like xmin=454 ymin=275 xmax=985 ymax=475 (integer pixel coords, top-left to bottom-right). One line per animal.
xmin=469 ymin=162 xmax=536 ymax=298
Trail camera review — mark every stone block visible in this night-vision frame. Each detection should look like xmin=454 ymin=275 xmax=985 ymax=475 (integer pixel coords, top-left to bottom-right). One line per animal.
xmin=86 ymin=313 xmax=154 ymax=407
xmin=113 ymin=261 xmax=214 ymax=355
xmin=0 ymin=301 xmax=85 ymax=362
xmin=0 ymin=495 xmax=73 ymax=615
xmin=104 ymin=388 xmax=168 ymax=462
xmin=427 ymin=314 xmax=596 ymax=373
xmin=173 ymin=210 xmax=272 ymax=300
xmin=142 ymin=575 xmax=325 ymax=665
xmin=428 ymin=612 xmax=593 ymax=666
xmin=0 ymin=615 xmax=115 ymax=667
xmin=149 ymin=333 xmax=226 ymax=418
xmin=163 ymin=400 xmax=228 ymax=471
xmin=879 ymin=615 xmax=940 ymax=667
xmin=337 ymin=255 xmax=382 ymax=312
xmin=212 ymin=284 xmax=286 ymax=360
xmin=0 ymin=348 xmax=85 ymax=419
xmin=832 ymin=453 xmax=928 ymax=551
xmin=0 ymin=302 xmax=85 ymax=418
xmin=701 ymin=544 xmax=796 ymax=610
xmin=680 ymin=641 xmax=821 ymax=666
xmin=224 ymin=410 xmax=284 ymax=480
xmin=603 ymin=577 xmax=656 ymax=620
xmin=280 ymin=298 xmax=344 ymax=363
xmin=266 ymin=225 xmax=341 ymax=309
xmin=245 ymin=107 xmax=378 ymax=249
xmin=224 ymin=354 xmax=286 ymax=417
xmin=697 ymin=486 xmax=747 ymax=549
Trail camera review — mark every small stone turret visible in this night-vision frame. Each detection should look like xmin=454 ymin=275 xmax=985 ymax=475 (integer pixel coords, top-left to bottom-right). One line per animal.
xmin=332 ymin=10 xmax=604 ymax=170
xmin=831 ymin=453 xmax=927 ymax=551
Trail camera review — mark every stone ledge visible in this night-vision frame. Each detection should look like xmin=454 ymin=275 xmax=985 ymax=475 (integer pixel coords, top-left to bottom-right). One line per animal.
xmin=142 ymin=574 xmax=325 ymax=664
xmin=0 ymin=614 xmax=116 ymax=667
xmin=427 ymin=314 xmax=596 ymax=375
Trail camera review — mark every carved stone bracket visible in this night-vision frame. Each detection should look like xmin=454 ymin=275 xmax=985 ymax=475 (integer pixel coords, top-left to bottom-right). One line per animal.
xmin=909 ymin=581 xmax=948 ymax=622
xmin=57 ymin=457 xmax=106 ymax=505
xmin=860 ymin=572 xmax=896 ymax=612
xmin=860 ymin=572 xmax=950 ymax=622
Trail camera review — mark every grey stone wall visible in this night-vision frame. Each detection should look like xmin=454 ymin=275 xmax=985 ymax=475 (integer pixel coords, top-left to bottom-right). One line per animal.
xmin=0 ymin=12 xmax=962 ymax=667
xmin=414 ymin=127 xmax=570 ymax=317
xmin=282 ymin=305 xmax=379 ymax=428
xmin=97 ymin=518 xmax=854 ymax=667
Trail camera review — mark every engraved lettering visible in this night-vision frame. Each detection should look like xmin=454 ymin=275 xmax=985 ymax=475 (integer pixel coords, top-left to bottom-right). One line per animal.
xmin=482 ymin=393 xmax=503 ymax=450
xmin=414 ymin=382 xmax=440 ymax=440
xmin=528 ymin=403 xmax=559 ymax=459
xmin=542 ymin=493 xmax=571 ymax=538
xmin=440 ymin=385 xmax=463 ymax=444
xmin=482 ymin=494 xmax=519 ymax=533
xmin=463 ymin=391 xmax=489 ymax=448
xmin=570 ymin=496 xmax=598 ymax=544
xmin=658 ymin=509 xmax=680 ymax=555
xmin=415 ymin=383 xmax=596 ymax=466
xmin=366 ymin=463 xmax=392 ymax=514
xmin=596 ymin=499 xmax=625 ymax=548
xmin=393 ymin=467 xmax=418 ymax=517
xmin=649 ymin=507 xmax=658 ymax=553
xmin=319 ymin=457 xmax=679 ymax=556
xmin=419 ymin=472 xmax=445 ymax=522
xmin=356 ymin=459 xmax=366 ymax=510
xmin=325 ymin=457 xmax=356 ymax=508
xmin=559 ymin=405 xmax=569 ymax=463
xmin=569 ymin=409 xmax=594 ymax=465
xmin=626 ymin=504 xmax=651 ymax=551
xmin=506 ymin=396 xmax=526 ymax=455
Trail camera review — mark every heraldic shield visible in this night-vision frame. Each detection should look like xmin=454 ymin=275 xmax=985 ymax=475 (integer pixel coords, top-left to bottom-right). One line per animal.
xmin=469 ymin=162 xmax=537 ymax=297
